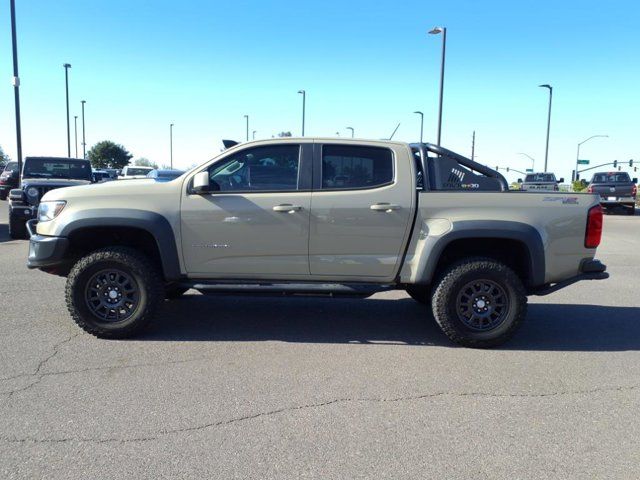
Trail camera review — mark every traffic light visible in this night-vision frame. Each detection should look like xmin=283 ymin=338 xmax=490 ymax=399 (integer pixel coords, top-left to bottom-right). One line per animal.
xmin=495 ymin=166 xmax=499 ymax=171
xmin=630 ymin=159 xmax=634 ymax=167
xmin=506 ymin=167 xmax=510 ymax=172
xmin=613 ymin=160 xmax=618 ymax=168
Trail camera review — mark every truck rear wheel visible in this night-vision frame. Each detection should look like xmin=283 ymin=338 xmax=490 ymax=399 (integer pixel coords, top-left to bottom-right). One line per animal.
xmin=431 ymin=257 xmax=527 ymax=348
xmin=65 ymin=247 xmax=163 ymax=338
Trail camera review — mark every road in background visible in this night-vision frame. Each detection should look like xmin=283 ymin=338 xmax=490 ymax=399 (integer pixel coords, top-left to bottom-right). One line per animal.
xmin=1 ymin=206 xmax=639 ymax=479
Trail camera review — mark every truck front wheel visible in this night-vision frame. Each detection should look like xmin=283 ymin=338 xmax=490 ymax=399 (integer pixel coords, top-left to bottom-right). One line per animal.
xmin=8 ymin=211 xmax=27 ymax=239
xmin=431 ymin=258 xmax=527 ymax=348
xmin=65 ymin=247 xmax=163 ymax=338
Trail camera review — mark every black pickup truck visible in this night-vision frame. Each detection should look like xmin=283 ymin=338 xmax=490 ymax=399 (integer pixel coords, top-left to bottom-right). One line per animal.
xmin=587 ymin=171 xmax=637 ymax=215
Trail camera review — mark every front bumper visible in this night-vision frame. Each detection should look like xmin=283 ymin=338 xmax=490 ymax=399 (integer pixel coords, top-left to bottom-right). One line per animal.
xmin=533 ymin=259 xmax=608 ymax=296
xmin=27 ymin=220 xmax=70 ymax=270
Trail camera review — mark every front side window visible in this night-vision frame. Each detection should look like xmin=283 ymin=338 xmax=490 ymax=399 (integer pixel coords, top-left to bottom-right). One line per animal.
xmin=208 ymin=145 xmax=300 ymax=192
xmin=321 ymin=145 xmax=393 ymax=190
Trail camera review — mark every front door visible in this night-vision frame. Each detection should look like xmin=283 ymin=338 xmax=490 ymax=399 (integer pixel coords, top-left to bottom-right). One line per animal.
xmin=181 ymin=143 xmax=312 ymax=278
xmin=309 ymin=143 xmax=415 ymax=280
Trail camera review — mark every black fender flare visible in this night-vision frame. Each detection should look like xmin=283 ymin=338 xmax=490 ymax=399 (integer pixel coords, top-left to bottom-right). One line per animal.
xmin=416 ymin=220 xmax=546 ymax=287
xmin=59 ymin=209 xmax=182 ymax=280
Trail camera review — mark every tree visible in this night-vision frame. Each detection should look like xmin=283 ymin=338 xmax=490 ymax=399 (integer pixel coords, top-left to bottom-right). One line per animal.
xmin=277 ymin=131 xmax=292 ymax=137
xmin=134 ymin=157 xmax=158 ymax=169
xmin=0 ymin=145 xmax=10 ymax=163
xmin=87 ymin=141 xmax=132 ymax=169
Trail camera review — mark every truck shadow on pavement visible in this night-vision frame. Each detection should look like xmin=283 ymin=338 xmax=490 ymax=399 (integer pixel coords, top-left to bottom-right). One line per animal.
xmin=145 ymin=294 xmax=640 ymax=351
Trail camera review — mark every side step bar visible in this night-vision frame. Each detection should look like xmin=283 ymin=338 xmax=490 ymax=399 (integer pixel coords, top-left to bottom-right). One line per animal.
xmin=183 ymin=282 xmax=394 ymax=298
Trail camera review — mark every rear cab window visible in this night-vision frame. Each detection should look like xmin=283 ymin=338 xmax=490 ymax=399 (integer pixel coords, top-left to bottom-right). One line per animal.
xmin=525 ymin=173 xmax=556 ymax=182
xmin=592 ymin=173 xmax=631 ymax=183
xmin=321 ymin=145 xmax=393 ymax=190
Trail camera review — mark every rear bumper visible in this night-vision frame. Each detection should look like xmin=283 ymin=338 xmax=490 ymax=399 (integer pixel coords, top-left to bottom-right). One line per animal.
xmin=600 ymin=196 xmax=635 ymax=206
xmin=26 ymin=221 xmax=71 ymax=270
xmin=532 ymin=259 xmax=608 ymax=296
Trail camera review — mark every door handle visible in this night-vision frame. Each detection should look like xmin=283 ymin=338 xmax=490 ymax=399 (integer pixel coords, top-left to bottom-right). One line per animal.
xmin=370 ymin=203 xmax=400 ymax=212
xmin=273 ymin=204 xmax=303 ymax=213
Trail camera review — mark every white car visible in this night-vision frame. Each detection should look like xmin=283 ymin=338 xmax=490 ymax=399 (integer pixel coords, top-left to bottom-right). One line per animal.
xmin=118 ymin=165 xmax=154 ymax=179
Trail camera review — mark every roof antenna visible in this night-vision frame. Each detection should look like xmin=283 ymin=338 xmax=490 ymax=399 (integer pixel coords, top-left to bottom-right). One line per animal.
xmin=388 ymin=123 xmax=401 ymax=140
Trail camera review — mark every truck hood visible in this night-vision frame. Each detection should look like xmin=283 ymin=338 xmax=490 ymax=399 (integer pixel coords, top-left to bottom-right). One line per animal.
xmin=22 ymin=178 xmax=92 ymax=187
xmin=41 ymin=178 xmax=168 ymax=202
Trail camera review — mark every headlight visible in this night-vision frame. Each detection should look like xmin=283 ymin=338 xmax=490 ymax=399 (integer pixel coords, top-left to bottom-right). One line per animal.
xmin=26 ymin=187 xmax=39 ymax=199
xmin=37 ymin=201 xmax=66 ymax=222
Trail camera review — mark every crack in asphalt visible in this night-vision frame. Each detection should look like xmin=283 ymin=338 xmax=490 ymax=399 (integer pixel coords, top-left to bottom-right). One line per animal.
xmin=2 ymin=383 xmax=639 ymax=445
xmin=1 ymin=332 xmax=81 ymax=397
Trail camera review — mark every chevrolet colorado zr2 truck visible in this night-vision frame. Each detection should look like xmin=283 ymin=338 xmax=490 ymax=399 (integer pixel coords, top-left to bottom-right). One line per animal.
xmin=25 ymin=139 xmax=608 ymax=348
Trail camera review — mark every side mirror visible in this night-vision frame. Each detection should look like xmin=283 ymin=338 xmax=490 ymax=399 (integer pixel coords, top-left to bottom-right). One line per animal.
xmin=633 ymin=178 xmax=638 ymax=184
xmin=517 ymin=178 xmax=522 ymax=183
xmin=559 ymin=178 xmax=565 ymax=183
xmin=192 ymin=171 xmax=220 ymax=194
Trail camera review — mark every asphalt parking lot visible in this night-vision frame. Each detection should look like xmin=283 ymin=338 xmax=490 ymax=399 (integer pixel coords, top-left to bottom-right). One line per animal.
xmin=1 ymin=206 xmax=639 ymax=479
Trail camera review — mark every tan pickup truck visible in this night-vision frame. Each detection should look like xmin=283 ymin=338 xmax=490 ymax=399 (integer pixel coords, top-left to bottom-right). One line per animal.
xmin=26 ymin=139 xmax=608 ymax=347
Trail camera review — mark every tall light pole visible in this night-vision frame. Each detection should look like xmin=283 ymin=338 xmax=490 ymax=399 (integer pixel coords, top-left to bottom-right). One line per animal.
xmin=575 ymin=135 xmax=608 ymax=180
xmin=429 ymin=26 xmax=447 ymax=146
xmin=81 ymin=100 xmax=86 ymax=159
xmin=74 ymin=115 xmax=78 ymax=158
xmin=252 ymin=130 xmax=256 ymax=140
xmin=539 ymin=84 xmax=553 ymax=172
xmin=413 ymin=111 xmax=424 ymax=143
xmin=169 ymin=123 xmax=174 ymax=169
xmin=63 ymin=63 xmax=72 ymax=157
xmin=346 ymin=127 xmax=354 ymax=138
xmin=518 ymin=152 xmax=536 ymax=172
xmin=471 ymin=130 xmax=476 ymax=161
xmin=297 ymin=90 xmax=306 ymax=136
xmin=244 ymin=115 xmax=249 ymax=141
xmin=10 ymin=0 xmax=23 ymax=185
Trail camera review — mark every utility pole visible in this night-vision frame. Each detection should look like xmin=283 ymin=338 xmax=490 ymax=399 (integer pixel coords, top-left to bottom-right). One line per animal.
xmin=10 ymin=0 xmax=23 ymax=185
xmin=81 ymin=100 xmax=86 ymax=159
xmin=471 ymin=130 xmax=476 ymax=161
xmin=74 ymin=115 xmax=78 ymax=158
xmin=244 ymin=115 xmax=249 ymax=142
xmin=169 ymin=123 xmax=174 ymax=169
xmin=298 ymin=90 xmax=306 ymax=136
xmin=63 ymin=63 xmax=72 ymax=157
xmin=539 ymin=84 xmax=553 ymax=172
xmin=429 ymin=26 xmax=447 ymax=146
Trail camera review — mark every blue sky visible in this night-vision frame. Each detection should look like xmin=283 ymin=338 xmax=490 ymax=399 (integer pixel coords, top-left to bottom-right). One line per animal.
xmin=1 ymin=0 xmax=639 ymax=181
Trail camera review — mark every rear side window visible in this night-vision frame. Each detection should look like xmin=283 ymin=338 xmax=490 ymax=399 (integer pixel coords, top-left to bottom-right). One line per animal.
xmin=321 ymin=145 xmax=393 ymax=190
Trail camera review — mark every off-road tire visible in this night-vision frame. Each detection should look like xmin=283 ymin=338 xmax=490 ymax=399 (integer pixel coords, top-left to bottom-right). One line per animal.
xmin=8 ymin=212 xmax=27 ymax=239
xmin=65 ymin=247 xmax=163 ymax=338
xmin=405 ymin=285 xmax=430 ymax=305
xmin=431 ymin=257 xmax=527 ymax=348
xmin=165 ymin=285 xmax=189 ymax=300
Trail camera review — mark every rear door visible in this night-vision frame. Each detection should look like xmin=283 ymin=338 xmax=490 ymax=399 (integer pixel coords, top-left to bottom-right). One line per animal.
xmin=308 ymin=142 xmax=415 ymax=280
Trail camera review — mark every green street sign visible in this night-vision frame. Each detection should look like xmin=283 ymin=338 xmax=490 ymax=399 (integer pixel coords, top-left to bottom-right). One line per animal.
xmin=577 ymin=159 xmax=590 ymax=165
xmin=525 ymin=168 xmax=533 ymax=172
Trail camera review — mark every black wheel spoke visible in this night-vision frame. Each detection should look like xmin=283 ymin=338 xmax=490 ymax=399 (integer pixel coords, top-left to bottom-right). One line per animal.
xmin=84 ymin=268 xmax=139 ymax=323
xmin=455 ymin=278 xmax=509 ymax=332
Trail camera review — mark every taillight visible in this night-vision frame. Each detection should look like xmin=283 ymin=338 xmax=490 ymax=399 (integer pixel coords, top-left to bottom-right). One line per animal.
xmin=585 ymin=204 xmax=603 ymax=248
xmin=632 ymin=184 xmax=637 ymax=197
xmin=587 ymin=185 xmax=593 ymax=193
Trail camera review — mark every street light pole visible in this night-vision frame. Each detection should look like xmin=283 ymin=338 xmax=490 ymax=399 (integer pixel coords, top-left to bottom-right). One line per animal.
xmin=10 ymin=0 xmax=23 ymax=185
xmin=575 ymin=135 xmax=608 ymax=180
xmin=169 ymin=123 xmax=174 ymax=169
xmin=429 ymin=26 xmax=447 ymax=146
xmin=413 ymin=111 xmax=424 ymax=143
xmin=74 ymin=115 xmax=78 ymax=158
xmin=518 ymin=152 xmax=536 ymax=172
xmin=297 ymin=90 xmax=306 ymax=136
xmin=244 ymin=115 xmax=249 ymax=142
xmin=539 ymin=84 xmax=553 ymax=172
xmin=81 ymin=100 xmax=86 ymax=159
xmin=346 ymin=127 xmax=354 ymax=138
xmin=63 ymin=63 xmax=72 ymax=157
xmin=252 ymin=130 xmax=256 ymax=140
xmin=471 ymin=130 xmax=476 ymax=161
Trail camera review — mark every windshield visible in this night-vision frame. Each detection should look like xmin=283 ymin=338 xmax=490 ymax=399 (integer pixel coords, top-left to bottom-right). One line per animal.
xmin=125 ymin=168 xmax=153 ymax=176
xmin=159 ymin=171 xmax=184 ymax=179
xmin=23 ymin=159 xmax=92 ymax=180
xmin=525 ymin=173 xmax=556 ymax=182
xmin=3 ymin=162 xmax=19 ymax=173
xmin=592 ymin=173 xmax=631 ymax=183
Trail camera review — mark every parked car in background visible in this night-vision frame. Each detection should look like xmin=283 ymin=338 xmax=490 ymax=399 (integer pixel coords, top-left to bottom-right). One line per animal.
xmin=588 ymin=171 xmax=637 ymax=215
xmin=8 ymin=157 xmax=92 ymax=238
xmin=0 ymin=161 xmax=20 ymax=200
xmin=92 ymin=170 xmax=112 ymax=183
xmin=118 ymin=165 xmax=153 ymax=179
xmin=104 ymin=168 xmax=120 ymax=180
xmin=146 ymin=169 xmax=186 ymax=182
xmin=518 ymin=172 xmax=563 ymax=191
